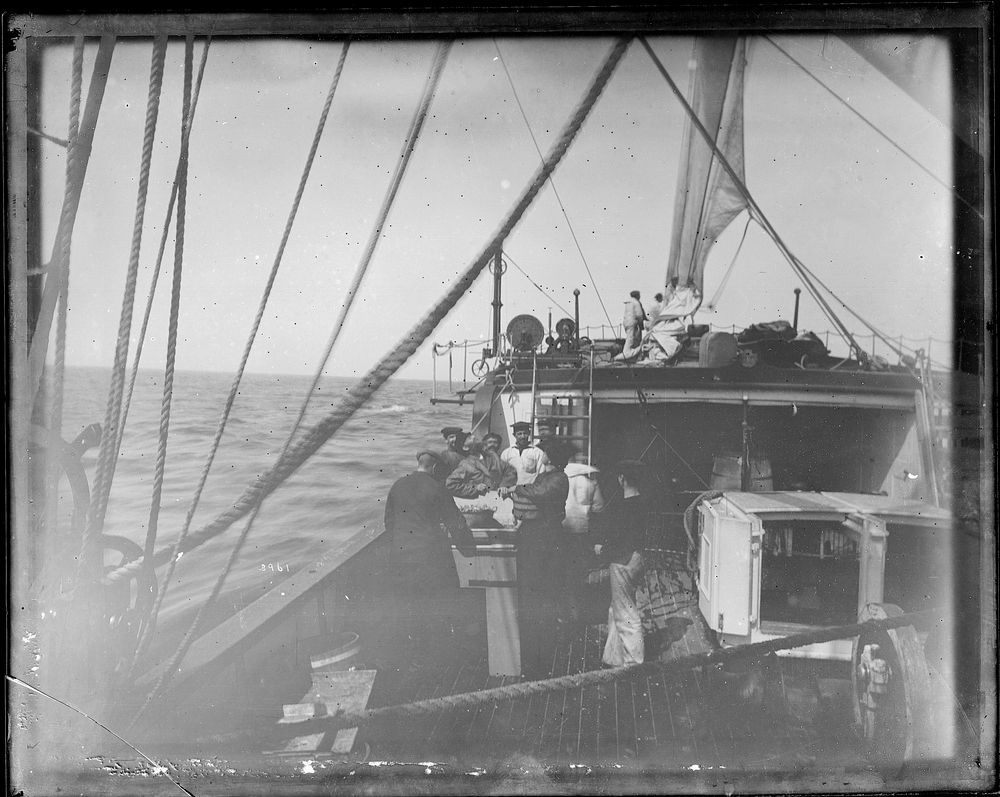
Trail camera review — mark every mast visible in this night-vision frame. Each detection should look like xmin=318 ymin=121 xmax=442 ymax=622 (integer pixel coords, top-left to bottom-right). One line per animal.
xmin=489 ymin=247 xmax=504 ymax=357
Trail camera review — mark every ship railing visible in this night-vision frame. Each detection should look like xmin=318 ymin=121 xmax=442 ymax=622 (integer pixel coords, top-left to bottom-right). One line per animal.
xmin=430 ymin=328 xmax=956 ymax=403
xmin=430 ymin=338 xmax=497 ymax=405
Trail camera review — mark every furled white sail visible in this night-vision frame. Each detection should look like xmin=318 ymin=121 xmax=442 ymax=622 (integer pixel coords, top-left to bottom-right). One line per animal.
xmin=666 ymin=38 xmax=749 ymax=292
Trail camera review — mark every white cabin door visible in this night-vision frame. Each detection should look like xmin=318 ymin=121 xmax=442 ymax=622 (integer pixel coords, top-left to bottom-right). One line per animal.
xmin=710 ymin=515 xmax=753 ymax=636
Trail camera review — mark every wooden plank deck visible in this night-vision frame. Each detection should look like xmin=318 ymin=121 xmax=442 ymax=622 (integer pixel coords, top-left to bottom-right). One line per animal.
xmin=355 ymin=564 xmax=862 ymax=769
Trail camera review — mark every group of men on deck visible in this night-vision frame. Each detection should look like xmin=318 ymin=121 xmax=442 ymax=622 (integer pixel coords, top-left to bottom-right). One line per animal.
xmin=620 ymin=279 xmax=702 ymax=362
xmin=383 ymin=419 xmax=651 ymax=680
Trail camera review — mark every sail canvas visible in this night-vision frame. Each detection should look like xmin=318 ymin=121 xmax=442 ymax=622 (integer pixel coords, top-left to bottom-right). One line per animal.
xmin=666 ymin=37 xmax=749 ymax=292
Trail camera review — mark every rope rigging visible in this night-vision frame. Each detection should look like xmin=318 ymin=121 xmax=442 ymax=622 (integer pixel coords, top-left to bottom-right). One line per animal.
xmin=114 ymin=37 xmax=212 ymax=464
xmin=105 ymin=37 xmax=632 ymax=603
xmin=129 ymin=40 xmax=454 ymax=720
xmin=44 ymin=36 xmax=84 ymax=536
xmin=640 ymin=37 xmax=870 ymax=366
xmin=129 ymin=38 xmax=343 ymax=676
xmin=49 ymin=37 xmax=84 ymax=448
xmin=501 ymin=251 xmax=573 ymax=317
xmin=81 ymin=36 xmax=168 ymax=578
xmin=496 ymin=37 xmax=672 ymax=481
xmin=493 ymin=39 xmax=617 ymax=338
xmin=704 ymin=212 xmax=753 ymax=310
xmin=138 ymin=35 xmax=194 ymax=642
xmin=763 ymin=35 xmax=983 ymax=222
xmin=27 ymin=35 xmax=116 ymax=415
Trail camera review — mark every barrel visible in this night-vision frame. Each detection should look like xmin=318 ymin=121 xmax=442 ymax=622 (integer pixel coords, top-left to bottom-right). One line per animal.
xmin=710 ymin=452 xmax=773 ymax=491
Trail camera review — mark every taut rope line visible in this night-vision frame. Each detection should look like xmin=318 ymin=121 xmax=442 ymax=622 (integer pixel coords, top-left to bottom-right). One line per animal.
xmin=139 ymin=36 xmax=194 ymax=620
xmin=115 ymin=37 xmax=212 ymax=462
xmin=27 ymin=35 xmax=116 ymax=413
xmin=44 ymin=37 xmax=85 ymax=536
xmin=640 ymin=37 xmax=868 ymax=365
xmin=81 ymin=36 xmax=167 ymax=576
xmin=107 ymin=36 xmax=631 ymax=595
xmin=129 ymin=41 xmax=453 ymax=719
xmin=764 ymin=35 xmax=983 ymax=221
xmin=494 ymin=40 xmax=615 ymax=329
xmin=49 ymin=37 xmax=84 ymax=447
xmin=131 ymin=40 xmax=351 ymax=674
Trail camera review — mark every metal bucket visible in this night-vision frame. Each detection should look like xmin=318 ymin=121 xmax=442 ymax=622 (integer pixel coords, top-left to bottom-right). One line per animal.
xmin=710 ymin=452 xmax=773 ymax=491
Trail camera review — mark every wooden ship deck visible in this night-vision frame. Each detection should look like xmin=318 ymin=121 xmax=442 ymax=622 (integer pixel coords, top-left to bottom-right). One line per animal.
xmin=261 ymin=554 xmax=864 ymax=772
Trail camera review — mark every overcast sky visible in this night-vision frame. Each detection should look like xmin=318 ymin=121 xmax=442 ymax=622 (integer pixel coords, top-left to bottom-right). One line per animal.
xmin=38 ymin=33 xmax=955 ymax=381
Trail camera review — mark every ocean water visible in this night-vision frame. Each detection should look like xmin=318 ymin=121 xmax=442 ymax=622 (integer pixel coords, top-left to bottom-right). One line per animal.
xmin=58 ymin=366 xmax=476 ymax=633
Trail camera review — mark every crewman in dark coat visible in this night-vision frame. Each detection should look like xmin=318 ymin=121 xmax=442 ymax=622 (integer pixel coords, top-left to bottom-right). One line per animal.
xmin=381 ymin=451 xmax=475 ymax=667
xmin=500 ymin=439 xmax=570 ymax=679
xmin=594 ymin=459 xmax=648 ymax=666
xmin=435 ymin=426 xmax=466 ymax=481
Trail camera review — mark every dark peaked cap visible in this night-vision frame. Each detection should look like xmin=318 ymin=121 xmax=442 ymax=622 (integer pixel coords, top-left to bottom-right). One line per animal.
xmin=441 ymin=426 xmax=463 ymax=437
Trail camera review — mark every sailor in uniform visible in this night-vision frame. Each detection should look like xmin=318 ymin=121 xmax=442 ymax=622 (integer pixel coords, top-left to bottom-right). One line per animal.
xmin=500 ymin=421 xmax=548 ymax=485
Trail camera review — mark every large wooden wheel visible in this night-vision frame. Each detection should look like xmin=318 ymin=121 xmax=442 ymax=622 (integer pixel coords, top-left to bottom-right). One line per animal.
xmin=101 ymin=533 xmax=158 ymax=674
xmin=851 ymin=602 xmax=931 ymax=768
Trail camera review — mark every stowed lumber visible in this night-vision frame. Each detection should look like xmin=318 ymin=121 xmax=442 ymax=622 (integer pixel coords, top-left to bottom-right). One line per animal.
xmin=268 ymin=669 xmax=377 ymax=757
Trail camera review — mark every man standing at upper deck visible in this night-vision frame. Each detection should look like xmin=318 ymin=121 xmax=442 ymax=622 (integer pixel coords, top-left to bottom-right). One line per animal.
xmin=500 ymin=421 xmax=548 ymax=485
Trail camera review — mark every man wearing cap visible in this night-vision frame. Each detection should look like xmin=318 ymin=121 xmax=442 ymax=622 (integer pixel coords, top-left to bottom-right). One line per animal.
xmin=445 ymin=439 xmax=517 ymax=498
xmin=381 ymin=451 xmax=476 ymax=668
xmin=499 ymin=439 xmax=570 ymax=679
xmin=500 ymin=421 xmax=549 ymax=485
xmin=594 ymin=460 xmax=648 ymax=667
xmin=436 ymin=426 xmax=466 ymax=481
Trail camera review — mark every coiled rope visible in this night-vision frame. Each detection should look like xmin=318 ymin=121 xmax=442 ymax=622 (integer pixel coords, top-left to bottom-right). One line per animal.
xmin=139 ymin=36 xmax=194 ymax=615
xmin=130 ymin=40 xmax=350 ymax=675
xmin=106 ymin=36 xmax=631 ymax=599
xmin=114 ymin=38 xmax=212 ymax=462
xmin=128 ymin=41 xmax=456 ymax=723
xmin=80 ymin=36 xmax=167 ymax=577
xmin=277 ymin=607 xmax=940 ymax=737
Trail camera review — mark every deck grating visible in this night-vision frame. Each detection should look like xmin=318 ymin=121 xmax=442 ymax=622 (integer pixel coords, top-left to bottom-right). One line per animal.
xmin=351 ymin=567 xmax=860 ymax=768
